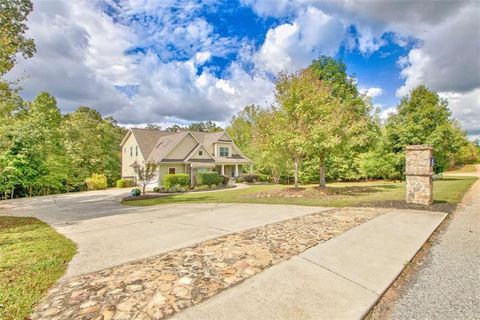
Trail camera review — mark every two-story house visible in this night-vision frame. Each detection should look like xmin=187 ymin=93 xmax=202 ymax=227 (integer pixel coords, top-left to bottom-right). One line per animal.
xmin=120 ymin=128 xmax=252 ymax=187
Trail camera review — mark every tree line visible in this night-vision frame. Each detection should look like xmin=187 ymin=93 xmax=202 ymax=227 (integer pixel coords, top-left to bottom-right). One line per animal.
xmin=226 ymin=57 xmax=479 ymax=187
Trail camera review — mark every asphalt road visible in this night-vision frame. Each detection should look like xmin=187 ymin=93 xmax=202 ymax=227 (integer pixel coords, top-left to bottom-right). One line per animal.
xmin=390 ymin=166 xmax=480 ymax=320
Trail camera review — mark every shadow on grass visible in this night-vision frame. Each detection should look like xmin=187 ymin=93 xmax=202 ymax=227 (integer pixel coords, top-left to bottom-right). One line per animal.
xmin=358 ymin=200 xmax=455 ymax=213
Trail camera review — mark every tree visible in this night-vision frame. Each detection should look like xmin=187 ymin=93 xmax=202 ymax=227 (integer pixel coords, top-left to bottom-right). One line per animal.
xmin=188 ymin=121 xmax=223 ymax=132
xmin=385 ymin=85 xmax=465 ymax=174
xmin=226 ymin=105 xmax=261 ymax=158
xmin=144 ymin=123 xmax=162 ymax=130
xmin=0 ymin=0 xmax=35 ymax=76
xmin=307 ymin=57 xmax=377 ymax=187
xmin=132 ymin=161 xmax=159 ymax=195
xmin=61 ymin=106 xmax=126 ymax=189
xmin=165 ymin=124 xmax=185 ymax=132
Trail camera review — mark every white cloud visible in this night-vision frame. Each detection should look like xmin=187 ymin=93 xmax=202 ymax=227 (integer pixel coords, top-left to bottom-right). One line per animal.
xmin=361 ymin=87 xmax=383 ymax=98
xmin=255 ymin=6 xmax=345 ymax=74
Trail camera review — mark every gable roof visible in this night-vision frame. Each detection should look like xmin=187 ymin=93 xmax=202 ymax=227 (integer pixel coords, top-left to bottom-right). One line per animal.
xmin=121 ymin=128 xmax=252 ymax=164
xmin=124 ymin=129 xmax=175 ymax=159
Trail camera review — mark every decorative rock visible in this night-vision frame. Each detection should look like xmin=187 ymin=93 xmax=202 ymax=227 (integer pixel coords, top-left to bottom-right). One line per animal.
xmin=177 ymin=276 xmax=193 ymax=285
xmin=31 ymin=208 xmax=384 ymax=320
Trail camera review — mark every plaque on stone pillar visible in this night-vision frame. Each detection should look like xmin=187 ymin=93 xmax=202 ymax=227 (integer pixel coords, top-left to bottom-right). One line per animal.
xmin=405 ymin=145 xmax=434 ymax=205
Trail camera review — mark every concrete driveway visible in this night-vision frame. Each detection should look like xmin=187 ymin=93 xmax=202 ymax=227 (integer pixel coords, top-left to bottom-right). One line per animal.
xmin=0 ymin=189 xmax=325 ymax=277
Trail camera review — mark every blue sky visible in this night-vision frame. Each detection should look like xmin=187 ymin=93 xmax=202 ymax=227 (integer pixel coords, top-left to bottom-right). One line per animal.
xmin=7 ymin=0 xmax=480 ymax=137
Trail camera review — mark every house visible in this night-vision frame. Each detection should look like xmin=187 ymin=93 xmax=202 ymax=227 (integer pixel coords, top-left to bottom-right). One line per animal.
xmin=120 ymin=128 xmax=253 ymax=187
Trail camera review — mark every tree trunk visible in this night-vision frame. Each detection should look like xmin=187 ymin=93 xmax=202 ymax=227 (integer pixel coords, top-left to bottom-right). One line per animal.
xmin=319 ymin=155 xmax=326 ymax=188
xmin=11 ymin=187 xmax=14 ymax=199
xmin=294 ymin=157 xmax=299 ymax=188
xmin=142 ymin=184 xmax=146 ymax=196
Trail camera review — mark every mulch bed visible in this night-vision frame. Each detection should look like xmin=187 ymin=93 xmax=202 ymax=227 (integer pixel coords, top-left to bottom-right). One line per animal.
xmin=31 ymin=207 xmax=386 ymax=320
xmin=247 ymin=186 xmax=375 ymax=199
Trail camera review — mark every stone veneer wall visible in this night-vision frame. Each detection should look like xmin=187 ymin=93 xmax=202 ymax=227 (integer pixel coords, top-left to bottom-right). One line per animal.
xmin=405 ymin=145 xmax=433 ymax=205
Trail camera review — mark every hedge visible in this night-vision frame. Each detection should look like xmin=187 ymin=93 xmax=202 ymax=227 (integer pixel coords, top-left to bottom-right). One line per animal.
xmin=85 ymin=173 xmax=107 ymax=190
xmin=196 ymin=172 xmax=223 ymax=186
xmin=116 ymin=179 xmax=136 ymax=188
xmin=163 ymin=173 xmax=190 ymax=189
xmin=239 ymin=173 xmax=259 ymax=183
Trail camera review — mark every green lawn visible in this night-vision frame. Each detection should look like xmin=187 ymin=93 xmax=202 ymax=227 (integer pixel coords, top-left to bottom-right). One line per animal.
xmin=0 ymin=217 xmax=76 ymax=320
xmin=124 ymin=176 xmax=476 ymax=209
xmin=444 ymin=164 xmax=478 ymax=174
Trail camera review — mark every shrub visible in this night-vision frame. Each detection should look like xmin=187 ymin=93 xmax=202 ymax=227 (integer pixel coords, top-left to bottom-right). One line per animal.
xmin=196 ymin=172 xmax=223 ymax=186
xmin=258 ymin=174 xmax=270 ymax=183
xmin=167 ymin=184 xmax=187 ymax=193
xmin=116 ymin=179 xmax=136 ymax=188
xmin=194 ymin=185 xmax=210 ymax=191
xmin=240 ymin=173 xmax=259 ymax=183
xmin=163 ymin=173 xmax=189 ymax=189
xmin=221 ymin=175 xmax=230 ymax=185
xmin=153 ymin=187 xmax=161 ymax=192
xmin=85 ymin=173 xmax=108 ymax=190
xmin=131 ymin=188 xmax=141 ymax=196
xmin=209 ymin=184 xmax=218 ymax=189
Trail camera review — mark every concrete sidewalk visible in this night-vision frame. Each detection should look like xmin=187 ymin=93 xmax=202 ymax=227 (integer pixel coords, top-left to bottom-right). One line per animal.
xmin=172 ymin=209 xmax=447 ymax=320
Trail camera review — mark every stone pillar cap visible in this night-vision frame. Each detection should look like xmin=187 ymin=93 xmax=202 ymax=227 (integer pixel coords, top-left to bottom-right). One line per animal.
xmin=405 ymin=145 xmax=433 ymax=151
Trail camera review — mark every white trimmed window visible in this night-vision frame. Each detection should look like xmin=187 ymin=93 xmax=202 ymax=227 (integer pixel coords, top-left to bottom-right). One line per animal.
xmin=168 ymin=168 xmax=176 ymax=174
xmin=219 ymin=147 xmax=229 ymax=157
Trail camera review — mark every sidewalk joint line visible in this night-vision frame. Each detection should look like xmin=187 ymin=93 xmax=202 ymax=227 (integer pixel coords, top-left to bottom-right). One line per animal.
xmin=298 ymin=256 xmax=379 ymax=296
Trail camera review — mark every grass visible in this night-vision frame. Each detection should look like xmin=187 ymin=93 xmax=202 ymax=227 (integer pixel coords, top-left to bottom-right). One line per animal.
xmin=444 ymin=164 xmax=477 ymax=174
xmin=123 ymin=176 xmax=476 ymax=209
xmin=0 ymin=217 xmax=76 ymax=320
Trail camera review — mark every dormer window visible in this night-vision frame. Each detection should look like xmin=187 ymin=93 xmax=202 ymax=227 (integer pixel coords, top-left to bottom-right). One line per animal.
xmin=219 ymin=147 xmax=229 ymax=157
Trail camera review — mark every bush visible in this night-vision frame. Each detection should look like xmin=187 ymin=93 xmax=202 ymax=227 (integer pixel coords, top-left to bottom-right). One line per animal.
xmin=167 ymin=184 xmax=186 ymax=193
xmin=194 ymin=185 xmax=210 ymax=191
xmin=163 ymin=173 xmax=189 ymax=189
xmin=258 ymin=174 xmax=270 ymax=182
xmin=240 ymin=173 xmax=259 ymax=183
xmin=116 ymin=179 xmax=136 ymax=188
xmin=196 ymin=172 xmax=223 ymax=186
xmin=153 ymin=187 xmax=161 ymax=192
xmin=131 ymin=188 xmax=141 ymax=196
xmin=221 ymin=175 xmax=230 ymax=185
xmin=85 ymin=173 xmax=108 ymax=190
xmin=209 ymin=184 xmax=218 ymax=189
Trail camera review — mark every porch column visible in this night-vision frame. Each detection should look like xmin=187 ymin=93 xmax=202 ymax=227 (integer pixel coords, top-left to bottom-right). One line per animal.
xmin=221 ymin=164 xmax=225 ymax=176
xmin=190 ymin=164 xmax=194 ymax=187
xmin=234 ymin=164 xmax=239 ymax=177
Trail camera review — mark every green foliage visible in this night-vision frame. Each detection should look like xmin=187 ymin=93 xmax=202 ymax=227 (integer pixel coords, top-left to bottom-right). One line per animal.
xmin=167 ymin=185 xmax=186 ymax=193
xmin=221 ymin=174 xmax=230 ymax=185
xmin=196 ymin=172 xmax=223 ymax=186
xmin=194 ymin=185 xmax=210 ymax=191
xmin=153 ymin=186 xmax=161 ymax=192
xmin=0 ymin=0 xmax=36 ymax=77
xmin=358 ymin=152 xmax=400 ymax=180
xmin=116 ymin=179 xmax=136 ymax=188
xmin=84 ymin=173 xmax=107 ymax=190
xmin=240 ymin=173 xmax=260 ymax=183
xmin=131 ymin=188 xmax=141 ymax=196
xmin=226 ymin=105 xmax=261 ymax=158
xmin=133 ymin=161 xmax=159 ymax=196
xmin=163 ymin=173 xmax=190 ymax=189
xmin=385 ymin=85 xmax=468 ymax=174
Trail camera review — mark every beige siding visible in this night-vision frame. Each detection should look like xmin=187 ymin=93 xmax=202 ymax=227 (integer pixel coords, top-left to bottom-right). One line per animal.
xmin=121 ymin=133 xmax=145 ymax=178
xmin=190 ymin=145 xmax=213 ymax=160
xmin=164 ymin=134 xmax=197 ymax=160
xmin=213 ymin=142 xmax=234 ymax=157
xmin=158 ymin=164 xmax=187 ymax=187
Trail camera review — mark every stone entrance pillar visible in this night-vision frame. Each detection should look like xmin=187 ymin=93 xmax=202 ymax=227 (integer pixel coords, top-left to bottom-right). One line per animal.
xmin=405 ymin=145 xmax=433 ymax=205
